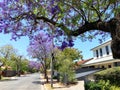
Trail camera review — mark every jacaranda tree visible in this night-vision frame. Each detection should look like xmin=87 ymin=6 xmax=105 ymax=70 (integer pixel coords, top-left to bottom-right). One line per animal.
xmin=27 ymin=31 xmax=53 ymax=81
xmin=0 ymin=0 xmax=120 ymax=58
xmin=28 ymin=61 xmax=41 ymax=72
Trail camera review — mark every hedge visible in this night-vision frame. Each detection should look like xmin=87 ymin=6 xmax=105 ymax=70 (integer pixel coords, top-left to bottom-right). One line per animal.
xmin=94 ymin=67 xmax=120 ymax=86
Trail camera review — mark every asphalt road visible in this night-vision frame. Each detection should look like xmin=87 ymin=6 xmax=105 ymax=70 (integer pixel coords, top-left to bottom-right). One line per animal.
xmin=0 ymin=73 xmax=43 ymax=90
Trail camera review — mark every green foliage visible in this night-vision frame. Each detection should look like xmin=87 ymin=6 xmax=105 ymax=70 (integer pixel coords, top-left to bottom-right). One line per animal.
xmin=85 ymin=80 xmax=120 ymax=90
xmin=63 ymin=48 xmax=82 ymax=60
xmin=110 ymin=85 xmax=120 ymax=90
xmin=94 ymin=67 xmax=120 ymax=86
xmin=54 ymin=48 xmax=82 ymax=83
xmin=58 ymin=58 xmax=76 ymax=83
xmin=0 ymin=44 xmax=18 ymax=60
xmin=0 ymin=45 xmax=30 ymax=73
xmin=85 ymin=80 xmax=111 ymax=90
xmin=0 ymin=44 xmax=19 ymax=69
xmin=0 ymin=45 xmax=33 ymax=74
xmin=21 ymin=59 xmax=29 ymax=73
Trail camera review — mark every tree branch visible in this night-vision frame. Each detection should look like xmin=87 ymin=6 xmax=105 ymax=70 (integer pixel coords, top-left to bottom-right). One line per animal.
xmin=90 ymin=5 xmax=101 ymax=20
xmin=63 ymin=2 xmax=87 ymax=22
xmin=101 ymin=2 xmax=110 ymax=15
xmin=36 ymin=16 xmax=56 ymax=25
xmin=70 ymin=20 xmax=111 ymax=36
xmin=11 ymin=11 xmax=111 ymax=37
xmin=36 ymin=15 xmax=111 ymax=36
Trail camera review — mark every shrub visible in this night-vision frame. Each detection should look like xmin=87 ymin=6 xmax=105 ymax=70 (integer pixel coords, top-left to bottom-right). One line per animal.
xmin=85 ymin=81 xmax=101 ymax=90
xmin=94 ymin=67 xmax=120 ymax=86
xmin=110 ymin=85 xmax=120 ymax=90
xmin=85 ymin=80 xmax=120 ymax=90
xmin=85 ymin=80 xmax=110 ymax=90
xmin=60 ymin=71 xmax=76 ymax=84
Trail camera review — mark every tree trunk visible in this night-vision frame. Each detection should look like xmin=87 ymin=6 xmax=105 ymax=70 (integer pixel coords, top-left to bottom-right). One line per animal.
xmin=44 ymin=58 xmax=48 ymax=83
xmin=109 ymin=15 xmax=120 ymax=59
xmin=102 ymin=17 xmax=120 ymax=59
xmin=111 ymin=38 xmax=120 ymax=59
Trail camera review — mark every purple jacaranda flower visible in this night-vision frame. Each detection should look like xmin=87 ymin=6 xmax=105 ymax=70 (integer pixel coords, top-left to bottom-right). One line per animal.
xmin=68 ymin=40 xmax=74 ymax=47
xmin=27 ymin=31 xmax=53 ymax=60
xmin=55 ymin=29 xmax=64 ymax=36
xmin=29 ymin=61 xmax=41 ymax=70
xmin=0 ymin=2 xmax=5 ymax=7
xmin=50 ymin=0 xmax=55 ymax=5
xmin=0 ymin=29 xmax=2 ymax=33
xmin=60 ymin=41 xmax=68 ymax=50
xmin=51 ymin=5 xmax=60 ymax=14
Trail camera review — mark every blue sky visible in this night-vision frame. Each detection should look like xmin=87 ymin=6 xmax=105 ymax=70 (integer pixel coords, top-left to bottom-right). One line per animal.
xmin=0 ymin=33 xmax=111 ymax=60
xmin=73 ymin=38 xmax=103 ymax=60
xmin=0 ymin=33 xmax=30 ymax=59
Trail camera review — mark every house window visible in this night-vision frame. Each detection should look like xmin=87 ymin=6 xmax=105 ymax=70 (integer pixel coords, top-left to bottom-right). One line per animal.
xmin=100 ymin=48 xmax=103 ymax=57
xmin=102 ymin=66 xmax=105 ymax=68
xmin=114 ymin=62 xmax=118 ymax=66
xmin=108 ymin=65 xmax=111 ymax=68
xmin=105 ymin=46 xmax=109 ymax=55
xmin=96 ymin=50 xmax=99 ymax=58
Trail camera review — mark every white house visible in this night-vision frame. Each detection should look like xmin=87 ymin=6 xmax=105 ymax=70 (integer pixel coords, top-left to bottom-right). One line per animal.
xmin=83 ymin=40 xmax=120 ymax=68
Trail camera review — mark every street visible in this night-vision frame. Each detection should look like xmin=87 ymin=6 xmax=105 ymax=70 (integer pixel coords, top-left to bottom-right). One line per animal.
xmin=0 ymin=73 xmax=42 ymax=90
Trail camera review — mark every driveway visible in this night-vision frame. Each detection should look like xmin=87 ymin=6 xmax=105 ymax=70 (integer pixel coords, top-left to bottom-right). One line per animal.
xmin=0 ymin=73 xmax=43 ymax=90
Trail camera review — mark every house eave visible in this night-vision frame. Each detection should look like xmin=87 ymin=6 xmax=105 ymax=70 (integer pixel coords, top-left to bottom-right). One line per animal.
xmin=91 ymin=40 xmax=111 ymax=51
xmin=82 ymin=59 xmax=120 ymax=67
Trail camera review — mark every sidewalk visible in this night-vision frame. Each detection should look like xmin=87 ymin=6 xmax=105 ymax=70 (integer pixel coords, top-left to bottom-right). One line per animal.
xmin=40 ymin=74 xmax=85 ymax=90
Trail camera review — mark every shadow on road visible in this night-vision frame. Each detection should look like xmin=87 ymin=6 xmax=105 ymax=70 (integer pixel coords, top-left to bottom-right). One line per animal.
xmin=32 ymin=81 xmax=44 ymax=85
xmin=0 ymin=79 xmax=18 ymax=82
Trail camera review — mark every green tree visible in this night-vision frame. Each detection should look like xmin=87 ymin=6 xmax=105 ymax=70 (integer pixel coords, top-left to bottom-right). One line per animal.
xmin=21 ymin=59 xmax=29 ymax=73
xmin=63 ymin=48 xmax=83 ymax=61
xmin=11 ymin=55 xmax=22 ymax=76
xmin=0 ymin=44 xmax=17 ymax=60
xmin=0 ymin=44 xmax=18 ymax=69
xmin=54 ymin=48 xmax=82 ymax=84
xmin=11 ymin=55 xmax=29 ymax=74
xmin=0 ymin=44 xmax=29 ymax=75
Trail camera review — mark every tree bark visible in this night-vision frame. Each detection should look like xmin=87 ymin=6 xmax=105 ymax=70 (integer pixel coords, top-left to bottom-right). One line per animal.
xmin=44 ymin=58 xmax=48 ymax=83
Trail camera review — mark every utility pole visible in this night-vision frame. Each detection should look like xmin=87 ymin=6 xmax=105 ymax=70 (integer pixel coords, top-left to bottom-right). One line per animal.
xmin=50 ymin=25 xmax=55 ymax=88
xmin=0 ymin=62 xmax=3 ymax=80
xmin=51 ymin=52 xmax=54 ymax=87
xmin=0 ymin=66 xmax=1 ymax=80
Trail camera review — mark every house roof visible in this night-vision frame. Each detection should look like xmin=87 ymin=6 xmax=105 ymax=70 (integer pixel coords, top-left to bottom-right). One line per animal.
xmin=91 ymin=39 xmax=111 ymax=51
xmin=83 ymin=55 xmax=116 ymax=66
xmin=77 ymin=58 xmax=93 ymax=65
